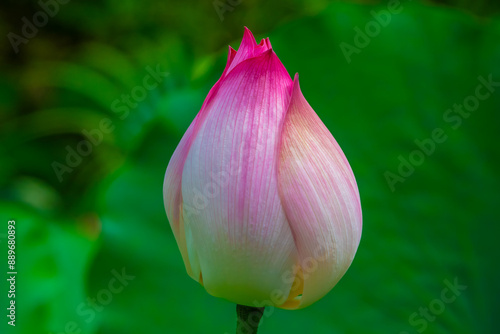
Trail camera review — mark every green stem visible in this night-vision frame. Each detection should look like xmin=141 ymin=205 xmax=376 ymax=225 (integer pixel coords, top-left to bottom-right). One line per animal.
xmin=236 ymin=304 xmax=265 ymax=334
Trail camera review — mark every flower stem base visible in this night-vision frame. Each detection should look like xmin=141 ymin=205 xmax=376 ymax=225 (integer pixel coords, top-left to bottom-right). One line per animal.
xmin=236 ymin=304 xmax=265 ymax=334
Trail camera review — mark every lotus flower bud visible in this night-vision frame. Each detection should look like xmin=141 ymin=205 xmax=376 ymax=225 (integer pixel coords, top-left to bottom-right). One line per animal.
xmin=163 ymin=28 xmax=362 ymax=310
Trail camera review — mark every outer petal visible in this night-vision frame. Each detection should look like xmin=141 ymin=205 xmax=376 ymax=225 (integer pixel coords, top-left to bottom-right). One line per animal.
xmin=201 ymin=46 xmax=237 ymax=111
xmin=163 ymin=44 xmax=237 ymax=279
xmin=277 ymin=74 xmax=362 ymax=309
xmin=181 ymin=49 xmax=298 ymax=306
xmin=163 ymin=120 xmax=195 ymax=278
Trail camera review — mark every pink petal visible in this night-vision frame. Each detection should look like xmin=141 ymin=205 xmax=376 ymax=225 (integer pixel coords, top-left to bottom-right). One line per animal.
xmin=163 ymin=40 xmax=238 ymax=281
xmin=180 ymin=49 xmax=298 ymax=305
xmin=164 ymin=28 xmax=277 ymax=287
xmin=163 ymin=120 xmax=195 ymax=278
xmin=226 ymin=27 xmax=272 ymax=74
xmin=277 ymin=74 xmax=362 ymax=309
xmin=201 ymin=46 xmax=237 ymax=111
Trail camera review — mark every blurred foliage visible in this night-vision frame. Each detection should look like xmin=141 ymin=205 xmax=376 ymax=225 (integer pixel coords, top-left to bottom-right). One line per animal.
xmin=0 ymin=0 xmax=499 ymax=334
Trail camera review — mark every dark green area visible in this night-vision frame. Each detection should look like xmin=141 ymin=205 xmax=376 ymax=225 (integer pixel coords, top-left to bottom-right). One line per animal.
xmin=0 ymin=1 xmax=499 ymax=333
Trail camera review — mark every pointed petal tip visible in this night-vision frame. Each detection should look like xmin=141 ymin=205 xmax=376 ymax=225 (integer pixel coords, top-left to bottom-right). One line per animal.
xmin=289 ymin=73 xmax=303 ymax=103
xmin=258 ymin=36 xmax=272 ymax=49
xmin=243 ymin=26 xmax=255 ymax=38
xmin=242 ymin=26 xmax=257 ymax=47
xmin=265 ymin=37 xmax=272 ymax=48
xmin=292 ymin=73 xmax=300 ymax=90
xmin=227 ymin=46 xmax=237 ymax=63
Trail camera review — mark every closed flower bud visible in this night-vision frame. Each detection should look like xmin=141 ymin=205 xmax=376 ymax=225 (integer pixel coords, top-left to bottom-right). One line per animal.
xmin=163 ymin=28 xmax=362 ymax=310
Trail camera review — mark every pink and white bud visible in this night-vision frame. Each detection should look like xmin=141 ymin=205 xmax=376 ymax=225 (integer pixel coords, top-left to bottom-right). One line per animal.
xmin=163 ymin=28 xmax=362 ymax=309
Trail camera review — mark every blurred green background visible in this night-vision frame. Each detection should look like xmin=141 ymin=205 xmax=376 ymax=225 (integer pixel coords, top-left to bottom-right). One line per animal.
xmin=1 ymin=0 xmax=499 ymax=333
